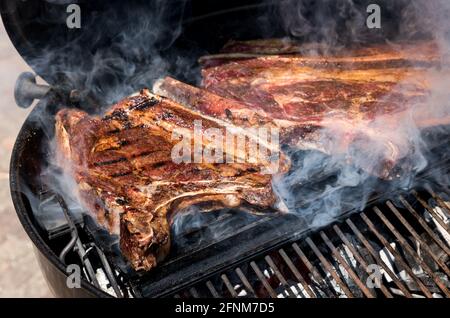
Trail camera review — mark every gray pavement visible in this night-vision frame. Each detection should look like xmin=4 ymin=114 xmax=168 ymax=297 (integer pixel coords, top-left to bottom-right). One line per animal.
xmin=0 ymin=17 xmax=53 ymax=297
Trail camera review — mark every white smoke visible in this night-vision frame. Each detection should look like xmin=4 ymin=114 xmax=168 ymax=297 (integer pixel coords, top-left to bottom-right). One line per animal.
xmin=18 ymin=0 xmax=450 ymax=251
xmin=272 ymin=0 xmax=450 ymax=227
xmin=28 ymin=1 xmax=195 ymax=109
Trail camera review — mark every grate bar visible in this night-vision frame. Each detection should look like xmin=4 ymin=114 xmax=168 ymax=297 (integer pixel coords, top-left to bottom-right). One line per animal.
xmin=360 ymin=212 xmax=434 ymax=298
xmin=346 ymin=219 xmax=413 ymax=297
xmin=166 ymin=188 xmax=450 ymax=298
xmin=306 ymin=237 xmax=354 ymax=298
xmin=412 ymin=191 xmax=450 ymax=234
xmin=333 ymin=225 xmax=393 ymax=298
xmin=250 ymin=261 xmax=277 ymax=298
xmin=221 ymin=274 xmax=238 ymax=298
xmin=425 ymin=186 xmax=450 ymax=214
xmin=386 ymin=201 xmax=450 ymax=277
xmin=399 ymin=195 xmax=450 ymax=255
xmin=292 ymin=243 xmax=336 ymax=297
xmin=235 ymin=267 xmax=257 ymax=297
xmin=263 ymin=255 xmax=298 ymax=298
xmin=206 ymin=280 xmax=221 ymax=298
xmin=56 ymin=195 xmax=101 ymax=290
xmin=189 ymin=287 xmax=200 ymax=298
xmin=373 ymin=207 xmax=450 ymax=297
xmin=320 ymin=231 xmax=376 ymax=298
xmin=275 ymin=251 xmax=314 ymax=298
xmin=90 ymin=244 xmax=124 ymax=298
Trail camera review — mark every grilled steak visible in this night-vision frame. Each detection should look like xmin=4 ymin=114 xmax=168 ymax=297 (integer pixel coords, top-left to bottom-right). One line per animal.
xmin=56 ymin=89 xmax=289 ymax=271
xmin=159 ymin=40 xmax=450 ymax=178
xmin=201 ymin=41 xmax=440 ymax=121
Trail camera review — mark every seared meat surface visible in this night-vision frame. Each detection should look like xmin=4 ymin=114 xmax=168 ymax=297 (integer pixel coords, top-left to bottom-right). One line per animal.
xmin=56 ymin=90 xmax=288 ymax=271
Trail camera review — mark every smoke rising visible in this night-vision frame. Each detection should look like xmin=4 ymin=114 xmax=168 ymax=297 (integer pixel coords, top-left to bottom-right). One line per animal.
xmin=272 ymin=0 xmax=450 ymax=227
xmin=14 ymin=0 xmax=450 ymax=266
xmin=20 ymin=1 xmax=193 ymax=241
xmin=278 ymin=0 xmax=447 ymax=46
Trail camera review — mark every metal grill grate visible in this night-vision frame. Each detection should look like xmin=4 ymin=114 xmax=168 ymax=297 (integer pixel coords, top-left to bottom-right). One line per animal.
xmin=171 ymin=185 xmax=450 ymax=298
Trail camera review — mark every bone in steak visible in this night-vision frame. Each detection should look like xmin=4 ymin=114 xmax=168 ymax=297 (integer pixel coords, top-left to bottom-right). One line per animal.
xmin=56 ymin=90 xmax=289 ymax=271
xmin=153 ymin=76 xmax=321 ymax=148
xmin=159 ymin=40 xmax=450 ymax=178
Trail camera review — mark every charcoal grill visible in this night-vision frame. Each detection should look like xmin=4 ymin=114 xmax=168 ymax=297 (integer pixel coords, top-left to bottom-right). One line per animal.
xmin=3 ymin=0 xmax=450 ymax=298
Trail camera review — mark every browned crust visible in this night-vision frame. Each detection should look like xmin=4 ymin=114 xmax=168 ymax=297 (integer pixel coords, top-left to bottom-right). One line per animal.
xmin=55 ymin=90 xmax=288 ymax=271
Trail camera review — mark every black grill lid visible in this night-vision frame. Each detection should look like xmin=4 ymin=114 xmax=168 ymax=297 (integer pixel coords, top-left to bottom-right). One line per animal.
xmin=0 ymin=0 xmax=192 ymax=106
xmin=0 ymin=0 xmax=278 ymax=107
xmin=1 ymin=0 xmax=408 ymax=107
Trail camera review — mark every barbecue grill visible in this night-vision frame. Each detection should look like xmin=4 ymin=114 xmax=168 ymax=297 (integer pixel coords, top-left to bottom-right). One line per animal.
xmin=2 ymin=0 xmax=450 ymax=298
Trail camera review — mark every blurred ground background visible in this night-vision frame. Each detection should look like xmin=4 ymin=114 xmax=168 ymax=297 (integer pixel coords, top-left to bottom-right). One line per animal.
xmin=0 ymin=17 xmax=52 ymax=297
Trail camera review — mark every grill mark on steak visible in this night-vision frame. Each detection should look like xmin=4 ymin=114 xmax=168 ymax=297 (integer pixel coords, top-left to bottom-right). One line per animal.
xmin=115 ymin=197 xmax=129 ymax=205
xmin=130 ymin=150 xmax=156 ymax=158
xmin=106 ymin=128 xmax=122 ymax=134
xmin=106 ymin=124 xmax=147 ymax=135
xmin=103 ymin=109 xmax=129 ymax=122
xmin=118 ymin=140 xmax=130 ymax=147
xmin=102 ymin=97 xmax=159 ymax=128
xmin=111 ymin=171 xmax=133 ymax=178
xmin=94 ymin=157 xmax=128 ymax=167
xmin=129 ymin=96 xmax=159 ymax=111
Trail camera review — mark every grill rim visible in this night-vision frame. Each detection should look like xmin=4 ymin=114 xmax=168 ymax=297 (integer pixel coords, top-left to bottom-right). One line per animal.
xmin=9 ymin=99 xmax=112 ymax=298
